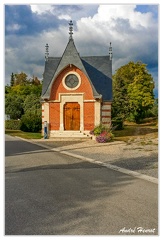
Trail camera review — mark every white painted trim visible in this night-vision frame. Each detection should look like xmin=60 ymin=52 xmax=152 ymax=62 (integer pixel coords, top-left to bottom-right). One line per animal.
xmin=59 ymin=94 xmax=84 ymax=131
xmin=84 ymin=100 xmax=96 ymax=102
xmin=46 ymin=95 xmax=95 ymax=103
xmin=58 ymin=93 xmax=84 ymax=103
xmin=95 ymin=101 xmax=101 ymax=126
xmin=43 ymin=103 xmax=49 ymax=123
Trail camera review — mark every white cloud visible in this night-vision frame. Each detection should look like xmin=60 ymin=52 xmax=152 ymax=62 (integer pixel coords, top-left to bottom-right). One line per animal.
xmin=30 ymin=5 xmax=53 ymax=14
xmin=6 ymin=24 xmax=21 ymax=32
xmin=76 ymin=5 xmax=156 ymax=39
xmin=58 ymin=14 xmax=71 ymax=20
xmin=73 ymin=5 xmax=158 ymax=74
xmin=93 ymin=5 xmax=153 ymax=28
xmin=5 ymin=4 xmax=158 ymax=93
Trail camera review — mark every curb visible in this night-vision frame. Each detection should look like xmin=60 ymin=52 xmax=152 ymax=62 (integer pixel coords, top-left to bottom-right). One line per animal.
xmin=15 ymin=136 xmax=158 ymax=185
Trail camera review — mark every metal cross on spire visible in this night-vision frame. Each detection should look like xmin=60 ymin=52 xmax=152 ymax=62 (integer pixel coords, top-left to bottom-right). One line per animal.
xmin=69 ymin=20 xmax=73 ymax=39
xmin=109 ymin=42 xmax=113 ymax=60
xmin=45 ymin=43 xmax=49 ymax=61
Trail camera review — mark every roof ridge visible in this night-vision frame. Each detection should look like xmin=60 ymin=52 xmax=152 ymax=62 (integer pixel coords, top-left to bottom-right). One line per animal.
xmin=42 ymin=38 xmax=101 ymax=99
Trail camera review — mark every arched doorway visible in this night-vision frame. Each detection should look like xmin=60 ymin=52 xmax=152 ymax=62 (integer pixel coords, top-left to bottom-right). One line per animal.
xmin=64 ymin=102 xmax=80 ymax=130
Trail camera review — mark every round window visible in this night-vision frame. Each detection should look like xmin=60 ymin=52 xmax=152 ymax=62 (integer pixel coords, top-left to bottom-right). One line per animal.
xmin=65 ymin=74 xmax=79 ymax=89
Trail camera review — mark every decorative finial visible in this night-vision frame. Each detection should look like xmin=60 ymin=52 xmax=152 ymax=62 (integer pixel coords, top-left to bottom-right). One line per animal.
xmin=45 ymin=43 xmax=49 ymax=61
xmin=69 ymin=20 xmax=73 ymax=39
xmin=109 ymin=42 xmax=113 ymax=60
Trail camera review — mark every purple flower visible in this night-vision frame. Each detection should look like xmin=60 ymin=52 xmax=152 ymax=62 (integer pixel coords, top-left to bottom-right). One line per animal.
xmin=96 ymin=132 xmax=111 ymax=143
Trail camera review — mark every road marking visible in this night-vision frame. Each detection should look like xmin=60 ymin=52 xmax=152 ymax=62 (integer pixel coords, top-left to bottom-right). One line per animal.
xmin=59 ymin=151 xmax=158 ymax=184
xmin=15 ymin=136 xmax=158 ymax=184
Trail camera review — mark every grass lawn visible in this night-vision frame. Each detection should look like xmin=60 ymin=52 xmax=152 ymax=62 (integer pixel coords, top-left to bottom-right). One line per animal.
xmin=5 ymin=130 xmax=42 ymax=139
xmin=5 ymin=118 xmax=158 ymax=141
xmin=113 ymin=118 xmax=158 ymax=142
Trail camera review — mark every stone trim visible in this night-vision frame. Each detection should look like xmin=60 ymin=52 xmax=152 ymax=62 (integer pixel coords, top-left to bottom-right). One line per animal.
xmin=62 ymin=71 xmax=81 ymax=90
xmin=59 ymin=93 xmax=84 ymax=131
xmin=95 ymin=100 xmax=101 ymax=126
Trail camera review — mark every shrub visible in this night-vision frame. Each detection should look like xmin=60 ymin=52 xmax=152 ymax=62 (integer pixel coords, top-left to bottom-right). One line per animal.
xmin=5 ymin=120 xmax=21 ymax=130
xmin=90 ymin=124 xmax=114 ymax=143
xmin=90 ymin=124 xmax=107 ymax=136
xmin=111 ymin=117 xmax=124 ymax=130
xmin=20 ymin=113 xmax=42 ymax=132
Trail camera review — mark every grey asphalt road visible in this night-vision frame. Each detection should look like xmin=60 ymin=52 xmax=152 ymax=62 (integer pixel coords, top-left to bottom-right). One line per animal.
xmin=5 ymin=135 xmax=158 ymax=235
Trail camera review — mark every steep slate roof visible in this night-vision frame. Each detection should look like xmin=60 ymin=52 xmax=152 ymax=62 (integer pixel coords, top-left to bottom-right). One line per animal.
xmin=42 ymin=38 xmax=112 ymax=101
xmin=81 ymin=56 xmax=112 ymax=101
xmin=42 ymin=57 xmax=60 ymax=97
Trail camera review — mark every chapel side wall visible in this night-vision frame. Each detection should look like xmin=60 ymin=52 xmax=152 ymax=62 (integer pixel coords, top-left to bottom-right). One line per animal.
xmin=84 ymin=102 xmax=95 ymax=130
xmin=49 ymin=102 xmax=60 ymax=130
xmin=101 ymin=102 xmax=112 ymax=127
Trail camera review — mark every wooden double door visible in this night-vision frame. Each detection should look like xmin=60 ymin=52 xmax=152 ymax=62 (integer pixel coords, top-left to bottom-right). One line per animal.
xmin=64 ymin=102 xmax=80 ymax=130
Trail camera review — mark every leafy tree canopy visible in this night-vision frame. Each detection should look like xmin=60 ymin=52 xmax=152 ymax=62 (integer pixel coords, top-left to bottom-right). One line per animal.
xmin=5 ymin=72 xmax=42 ymax=120
xmin=5 ymin=94 xmax=24 ymax=119
xmin=23 ymin=94 xmax=42 ymax=117
xmin=10 ymin=72 xmax=41 ymax=87
xmin=112 ymin=61 xmax=155 ymax=123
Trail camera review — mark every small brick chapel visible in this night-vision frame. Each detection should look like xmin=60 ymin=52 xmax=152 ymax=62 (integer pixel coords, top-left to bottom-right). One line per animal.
xmin=41 ymin=21 xmax=113 ymax=138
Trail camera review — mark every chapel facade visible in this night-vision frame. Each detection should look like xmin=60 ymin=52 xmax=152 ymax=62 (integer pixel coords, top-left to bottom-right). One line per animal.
xmin=41 ymin=21 xmax=112 ymax=138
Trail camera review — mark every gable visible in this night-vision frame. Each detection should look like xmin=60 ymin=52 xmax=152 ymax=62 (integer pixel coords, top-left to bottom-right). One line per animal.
xmin=42 ymin=39 xmax=100 ymax=100
xmin=49 ymin=65 xmax=95 ymax=100
xmin=42 ymin=39 xmax=112 ymax=102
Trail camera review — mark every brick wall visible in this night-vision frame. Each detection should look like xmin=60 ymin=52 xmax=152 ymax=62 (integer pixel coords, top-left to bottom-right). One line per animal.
xmin=47 ymin=64 xmax=96 ymax=131
xmin=84 ymin=102 xmax=95 ymax=130
xmin=49 ymin=102 xmax=60 ymax=130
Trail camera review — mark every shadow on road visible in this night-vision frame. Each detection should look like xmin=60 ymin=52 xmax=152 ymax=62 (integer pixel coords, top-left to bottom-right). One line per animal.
xmin=5 ymin=136 xmax=158 ymax=235
xmin=5 ymin=139 xmax=45 ymax=157
xmin=5 ymin=161 xmax=138 ymax=235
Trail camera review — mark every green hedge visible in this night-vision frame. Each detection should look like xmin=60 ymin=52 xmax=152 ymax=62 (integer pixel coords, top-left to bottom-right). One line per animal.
xmin=20 ymin=114 xmax=42 ymax=132
xmin=5 ymin=120 xmax=21 ymax=130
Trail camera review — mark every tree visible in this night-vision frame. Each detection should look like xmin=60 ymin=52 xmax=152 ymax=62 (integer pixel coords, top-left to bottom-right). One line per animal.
xmin=5 ymin=85 xmax=11 ymax=94
xmin=23 ymin=94 xmax=41 ymax=117
xmin=14 ymin=72 xmax=29 ymax=86
xmin=31 ymin=76 xmax=41 ymax=85
xmin=5 ymin=94 xmax=24 ymax=119
xmin=112 ymin=61 xmax=155 ymax=123
xmin=5 ymin=72 xmax=42 ymax=122
xmin=10 ymin=72 xmax=15 ymax=86
xmin=20 ymin=112 xmax=42 ymax=132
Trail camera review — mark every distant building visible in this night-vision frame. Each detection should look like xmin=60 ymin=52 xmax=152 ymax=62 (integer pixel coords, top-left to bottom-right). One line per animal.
xmin=41 ymin=21 xmax=112 ymax=138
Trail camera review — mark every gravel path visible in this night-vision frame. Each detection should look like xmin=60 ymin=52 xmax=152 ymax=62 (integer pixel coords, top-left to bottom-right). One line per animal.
xmin=33 ymin=137 xmax=158 ymax=179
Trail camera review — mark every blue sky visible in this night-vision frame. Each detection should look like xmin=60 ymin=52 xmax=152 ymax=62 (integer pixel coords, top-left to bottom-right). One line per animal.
xmin=4 ymin=4 xmax=158 ymax=97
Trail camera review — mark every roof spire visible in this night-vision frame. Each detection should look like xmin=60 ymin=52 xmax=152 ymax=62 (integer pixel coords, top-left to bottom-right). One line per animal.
xmin=45 ymin=43 xmax=49 ymax=61
xmin=109 ymin=42 xmax=113 ymax=60
xmin=69 ymin=20 xmax=73 ymax=39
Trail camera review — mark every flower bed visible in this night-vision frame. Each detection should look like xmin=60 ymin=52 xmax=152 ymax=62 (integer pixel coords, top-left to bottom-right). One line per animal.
xmin=90 ymin=124 xmax=114 ymax=143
